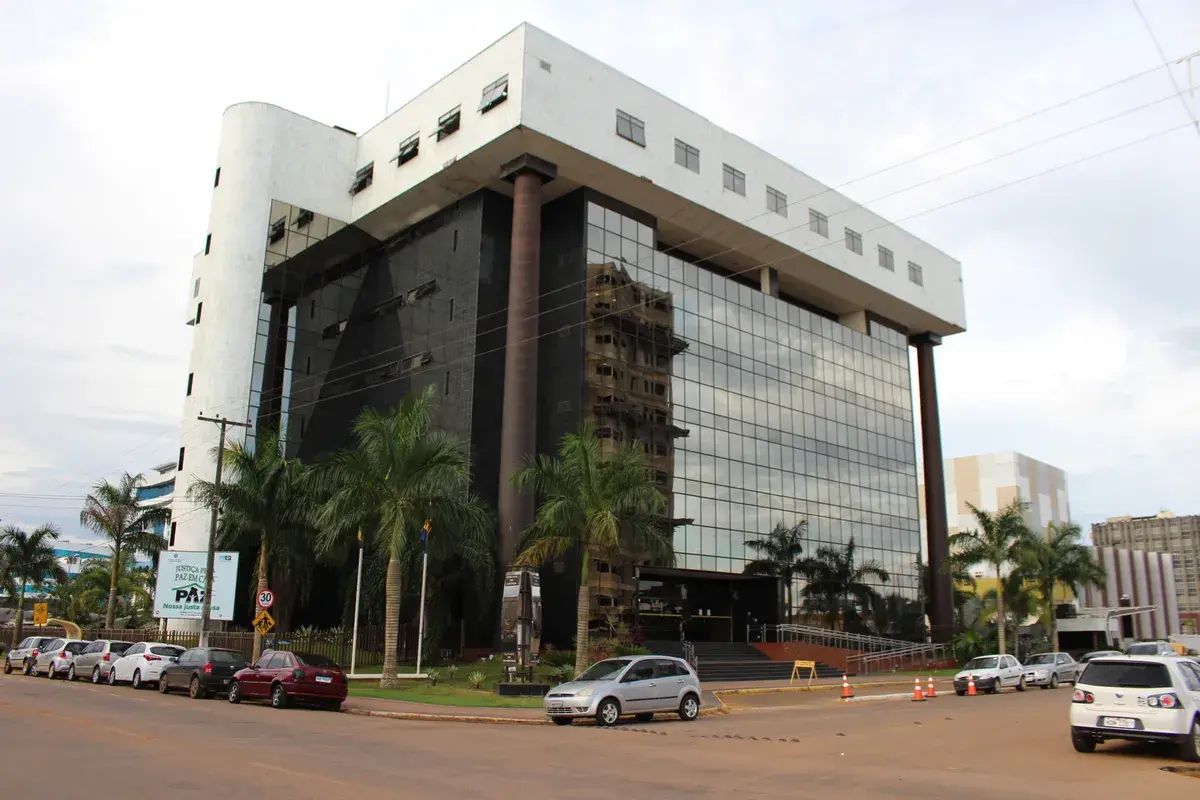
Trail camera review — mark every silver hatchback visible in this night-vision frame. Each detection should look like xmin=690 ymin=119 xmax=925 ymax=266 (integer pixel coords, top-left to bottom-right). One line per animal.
xmin=543 ymin=655 xmax=701 ymax=727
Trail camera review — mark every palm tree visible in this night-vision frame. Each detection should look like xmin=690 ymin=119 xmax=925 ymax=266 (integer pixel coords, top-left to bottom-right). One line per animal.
xmin=948 ymin=499 xmax=1034 ymax=656
xmin=982 ymin=571 xmax=1039 ymax=659
xmin=79 ymin=473 xmax=169 ymax=628
xmin=191 ymin=430 xmax=315 ymax=659
xmin=743 ymin=521 xmax=807 ymax=621
xmin=1 ymin=524 xmax=67 ymax=645
xmin=798 ymin=538 xmax=890 ymax=630
xmin=1021 ymin=522 xmax=1106 ymax=651
xmin=512 ymin=424 xmax=670 ymax=678
xmin=314 ymin=386 xmax=492 ymax=688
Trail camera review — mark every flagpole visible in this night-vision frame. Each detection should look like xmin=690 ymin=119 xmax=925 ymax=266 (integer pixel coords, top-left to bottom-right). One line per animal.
xmin=350 ymin=528 xmax=364 ymax=676
xmin=415 ymin=520 xmax=431 ymax=676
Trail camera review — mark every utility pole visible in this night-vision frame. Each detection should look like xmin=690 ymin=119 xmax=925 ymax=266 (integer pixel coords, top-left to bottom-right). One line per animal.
xmin=196 ymin=414 xmax=252 ymax=647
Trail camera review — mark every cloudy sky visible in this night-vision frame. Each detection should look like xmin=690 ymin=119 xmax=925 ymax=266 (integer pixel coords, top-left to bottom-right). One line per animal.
xmin=1 ymin=0 xmax=1197 ymax=545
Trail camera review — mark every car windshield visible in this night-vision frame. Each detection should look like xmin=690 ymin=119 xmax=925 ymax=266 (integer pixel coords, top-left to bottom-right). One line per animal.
xmin=1125 ymin=643 xmax=1158 ymax=655
xmin=109 ymin=642 xmax=133 ymax=653
xmin=1024 ymin=654 xmax=1055 ymax=665
xmin=35 ymin=638 xmax=55 ymax=648
xmin=294 ymin=653 xmax=338 ymax=668
xmin=209 ymin=650 xmax=247 ymax=665
xmin=150 ymin=646 xmax=184 ymax=657
xmin=65 ymin=642 xmax=88 ymax=655
xmin=964 ymin=657 xmax=999 ymax=670
xmin=45 ymin=639 xmax=64 ymax=651
xmin=1081 ymin=661 xmax=1172 ymax=689
xmin=576 ymin=659 xmax=632 ymax=681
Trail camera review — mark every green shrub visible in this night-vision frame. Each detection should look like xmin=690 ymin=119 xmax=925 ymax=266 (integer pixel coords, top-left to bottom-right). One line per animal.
xmin=445 ymin=664 xmax=459 ymax=684
xmin=467 ymin=670 xmax=487 ymax=690
xmin=549 ymin=664 xmax=575 ymax=683
xmin=615 ymin=643 xmax=651 ymax=657
xmin=540 ymin=649 xmax=575 ymax=668
xmin=426 ymin=668 xmax=439 ymax=686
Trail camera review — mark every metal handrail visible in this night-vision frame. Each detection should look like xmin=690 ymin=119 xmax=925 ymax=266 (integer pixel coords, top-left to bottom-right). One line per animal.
xmin=682 ymin=641 xmax=697 ymax=671
xmin=763 ymin=623 xmax=919 ymax=653
xmin=846 ymin=642 xmax=951 ymax=674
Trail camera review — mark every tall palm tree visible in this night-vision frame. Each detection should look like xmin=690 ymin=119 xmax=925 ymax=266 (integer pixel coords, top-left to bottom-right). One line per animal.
xmin=1 ymin=524 xmax=67 ymax=645
xmin=743 ymin=521 xmax=808 ymax=621
xmin=79 ymin=473 xmax=169 ymax=628
xmin=948 ymin=499 xmax=1034 ymax=656
xmin=1021 ymin=522 xmax=1106 ymax=651
xmin=191 ymin=430 xmax=315 ymax=659
xmin=982 ymin=571 xmax=1039 ymax=659
xmin=314 ymin=386 xmax=492 ymax=688
xmin=798 ymin=538 xmax=890 ymax=630
xmin=513 ymin=424 xmax=670 ymax=677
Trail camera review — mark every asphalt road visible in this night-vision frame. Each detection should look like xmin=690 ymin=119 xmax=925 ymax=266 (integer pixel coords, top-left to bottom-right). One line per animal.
xmin=1 ymin=673 xmax=1193 ymax=798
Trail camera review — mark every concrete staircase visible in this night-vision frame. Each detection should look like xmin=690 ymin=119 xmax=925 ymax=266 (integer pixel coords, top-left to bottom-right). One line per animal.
xmin=644 ymin=641 xmax=843 ymax=683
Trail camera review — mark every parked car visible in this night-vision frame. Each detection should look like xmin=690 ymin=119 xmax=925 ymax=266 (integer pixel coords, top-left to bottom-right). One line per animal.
xmin=31 ymin=639 xmax=91 ymax=678
xmin=1124 ymin=641 xmax=1177 ymax=657
xmin=158 ymin=647 xmax=249 ymax=699
xmin=1079 ymin=650 xmax=1123 ymax=663
xmin=72 ymin=639 xmax=134 ymax=683
xmin=953 ymin=654 xmax=1026 ymax=695
xmin=1022 ymin=652 xmax=1082 ymax=689
xmin=542 ymin=655 xmax=702 ymax=727
xmin=107 ymin=642 xmax=185 ymax=689
xmin=228 ymin=650 xmax=347 ymax=710
xmin=1070 ymin=655 xmax=1200 ymax=761
xmin=3 ymin=636 xmax=56 ymax=675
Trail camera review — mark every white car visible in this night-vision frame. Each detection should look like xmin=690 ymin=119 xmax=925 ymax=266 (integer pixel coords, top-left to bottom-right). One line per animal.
xmin=1070 ymin=655 xmax=1200 ymax=761
xmin=953 ymin=654 xmax=1026 ymax=695
xmin=107 ymin=642 xmax=185 ymax=690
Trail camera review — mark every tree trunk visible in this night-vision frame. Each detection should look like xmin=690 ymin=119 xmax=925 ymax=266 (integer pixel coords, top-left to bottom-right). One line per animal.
xmin=1049 ymin=595 xmax=1059 ymax=653
xmin=252 ymin=537 xmax=270 ymax=660
xmin=380 ymin=551 xmax=403 ymax=688
xmin=574 ymin=550 xmax=591 ymax=678
xmin=995 ymin=561 xmax=1007 ymax=655
xmin=105 ymin=543 xmax=121 ymax=629
xmin=12 ymin=587 xmax=25 ymax=646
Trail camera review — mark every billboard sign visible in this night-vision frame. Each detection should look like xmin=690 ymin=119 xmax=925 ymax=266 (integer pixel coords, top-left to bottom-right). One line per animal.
xmin=153 ymin=550 xmax=240 ymax=621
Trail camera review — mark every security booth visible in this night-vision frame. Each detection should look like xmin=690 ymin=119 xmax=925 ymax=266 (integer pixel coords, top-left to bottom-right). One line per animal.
xmin=634 ymin=566 xmax=781 ymax=643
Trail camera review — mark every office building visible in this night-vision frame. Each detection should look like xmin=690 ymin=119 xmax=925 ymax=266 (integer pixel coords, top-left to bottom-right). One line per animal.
xmin=169 ymin=24 xmax=966 ymax=644
xmin=1092 ymin=512 xmax=1200 ymax=633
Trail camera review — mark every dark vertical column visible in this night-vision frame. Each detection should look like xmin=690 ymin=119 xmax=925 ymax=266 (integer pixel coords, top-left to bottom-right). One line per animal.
xmin=759 ymin=266 xmax=779 ymax=298
xmin=496 ymin=155 xmax=557 ymax=570
xmin=258 ymin=300 xmax=291 ymax=433
xmin=912 ymin=332 xmax=952 ymax=643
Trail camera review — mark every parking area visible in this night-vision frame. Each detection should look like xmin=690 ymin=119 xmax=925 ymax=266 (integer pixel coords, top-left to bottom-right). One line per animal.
xmin=0 ymin=672 xmax=1194 ymax=797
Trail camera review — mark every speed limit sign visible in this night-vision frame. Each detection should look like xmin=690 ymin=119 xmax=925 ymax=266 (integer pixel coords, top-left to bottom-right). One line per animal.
xmin=257 ymin=589 xmax=274 ymax=609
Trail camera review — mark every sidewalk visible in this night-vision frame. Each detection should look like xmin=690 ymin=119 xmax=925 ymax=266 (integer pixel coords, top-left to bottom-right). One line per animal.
xmin=706 ymin=674 xmax=954 ymax=693
xmin=344 ymin=695 xmax=548 ymax=724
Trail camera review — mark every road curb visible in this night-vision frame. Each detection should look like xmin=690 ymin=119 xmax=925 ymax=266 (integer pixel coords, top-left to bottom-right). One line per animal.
xmin=344 ymin=707 xmax=550 ymax=725
xmin=714 ymin=678 xmax=954 ymax=698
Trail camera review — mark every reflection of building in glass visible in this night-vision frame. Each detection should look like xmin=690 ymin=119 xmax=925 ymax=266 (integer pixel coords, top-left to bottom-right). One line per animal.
xmin=168 ymin=24 xmax=966 ymax=645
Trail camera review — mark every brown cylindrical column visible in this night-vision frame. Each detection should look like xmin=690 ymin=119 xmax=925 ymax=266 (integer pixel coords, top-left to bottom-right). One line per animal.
xmin=496 ymin=155 xmax=556 ymax=569
xmin=913 ymin=332 xmax=953 ymax=643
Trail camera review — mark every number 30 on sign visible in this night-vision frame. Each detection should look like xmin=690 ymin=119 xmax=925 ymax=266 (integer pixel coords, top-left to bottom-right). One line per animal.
xmin=257 ymin=589 xmax=274 ymax=609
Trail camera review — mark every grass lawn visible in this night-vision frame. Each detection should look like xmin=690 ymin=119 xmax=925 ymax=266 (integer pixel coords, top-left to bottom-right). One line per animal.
xmin=349 ymin=683 xmax=544 ymax=709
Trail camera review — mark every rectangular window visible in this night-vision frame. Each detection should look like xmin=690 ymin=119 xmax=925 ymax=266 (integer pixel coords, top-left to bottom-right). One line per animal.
xmin=478 ymin=75 xmax=509 ymax=113
xmin=169 ymin=522 xmax=176 ymax=548
xmin=193 ymin=278 xmax=200 ymax=298
xmin=766 ymin=186 xmax=788 ymax=217
xmin=436 ymin=106 xmax=461 ymax=141
xmin=808 ymin=209 xmax=828 ymax=237
xmin=674 ymin=139 xmax=699 ymax=172
xmin=186 ymin=373 xmax=194 ymax=396
xmin=395 ymin=132 xmax=419 ymax=166
xmin=268 ymin=217 xmax=286 ymax=244
xmin=878 ymin=245 xmax=895 ymax=271
xmin=907 ymin=260 xmax=924 ymax=286
xmin=177 ymin=447 xmax=185 ymax=471
xmin=305 ymin=355 xmax=311 ymax=374
xmin=723 ymin=164 xmax=746 ymax=196
xmin=351 ymin=163 xmax=374 ymax=194
xmin=845 ymin=228 xmax=863 ymax=255
xmin=295 ymin=208 xmax=313 ymax=228
xmin=448 ymin=298 xmax=454 ymax=321
xmin=298 ymin=416 xmax=305 ymax=437
xmin=204 ymin=233 xmax=211 ymax=255
xmin=444 ymin=370 xmax=451 ymax=396
xmin=213 ymin=167 xmax=220 ymax=187
xmin=194 ymin=302 xmax=202 ymax=324
xmin=615 ymin=109 xmax=646 ymax=147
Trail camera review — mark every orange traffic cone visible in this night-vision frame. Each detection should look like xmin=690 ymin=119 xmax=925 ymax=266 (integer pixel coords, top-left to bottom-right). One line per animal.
xmin=912 ymin=676 xmax=925 ymax=702
xmin=967 ymin=674 xmax=977 ymax=696
xmin=926 ymin=675 xmax=937 ymax=699
xmin=841 ymin=674 xmax=853 ymax=700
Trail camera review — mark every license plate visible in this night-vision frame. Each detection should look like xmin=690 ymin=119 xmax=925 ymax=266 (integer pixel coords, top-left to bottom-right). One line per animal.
xmin=550 ymin=700 xmax=563 ymax=708
xmin=1103 ymin=717 xmax=1136 ymax=729
xmin=316 ymin=675 xmax=332 ymax=684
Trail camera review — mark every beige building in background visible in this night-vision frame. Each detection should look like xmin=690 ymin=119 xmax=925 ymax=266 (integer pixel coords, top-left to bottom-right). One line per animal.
xmin=919 ymin=452 xmax=1070 ymax=569
xmin=1091 ymin=512 xmax=1200 ymax=633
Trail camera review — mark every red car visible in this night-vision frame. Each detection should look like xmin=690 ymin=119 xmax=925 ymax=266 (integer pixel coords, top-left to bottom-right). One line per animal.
xmin=227 ymin=649 xmax=347 ymax=710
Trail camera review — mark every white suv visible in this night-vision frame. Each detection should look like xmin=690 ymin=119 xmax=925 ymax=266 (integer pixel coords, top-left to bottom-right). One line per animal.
xmin=1070 ymin=655 xmax=1200 ymax=761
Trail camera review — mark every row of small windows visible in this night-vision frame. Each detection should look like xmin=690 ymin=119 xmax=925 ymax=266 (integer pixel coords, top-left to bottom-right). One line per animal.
xmin=351 ymin=74 xmax=509 ymax=196
xmin=615 ymin=109 xmax=927 ymax=287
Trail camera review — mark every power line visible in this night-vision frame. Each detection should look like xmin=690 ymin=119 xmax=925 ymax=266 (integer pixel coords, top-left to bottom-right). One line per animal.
xmin=1131 ymin=0 xmax=1200 ymax=139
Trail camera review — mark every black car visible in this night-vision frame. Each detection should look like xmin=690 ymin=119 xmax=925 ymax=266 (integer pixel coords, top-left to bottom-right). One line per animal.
xmin=157 ymin=647 xmax=249 ymax=699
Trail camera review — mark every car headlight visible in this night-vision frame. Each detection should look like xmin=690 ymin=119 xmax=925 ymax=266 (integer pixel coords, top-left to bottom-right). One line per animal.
xmin=574 ymin=685 xmax=596 ymax=698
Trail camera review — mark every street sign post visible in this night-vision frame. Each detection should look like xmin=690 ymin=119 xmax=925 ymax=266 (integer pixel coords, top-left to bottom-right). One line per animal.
xmin=257 ymin=589 xmax=274 ymax=610
xmin=253 ymin=608 xmax=275 ymax=636
xmin=32 ymin=603 xmax=48 ymax=626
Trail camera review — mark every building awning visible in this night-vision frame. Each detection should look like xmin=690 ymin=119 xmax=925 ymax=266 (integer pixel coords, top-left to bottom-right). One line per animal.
xmin=1057 ymin=605 xmax=1156 ymax=633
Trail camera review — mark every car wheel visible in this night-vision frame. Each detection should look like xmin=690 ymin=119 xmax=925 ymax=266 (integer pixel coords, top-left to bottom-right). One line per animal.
xmin=955 ymin=689 xmax=966 ymax=696
xmin=3 ymin=659 xmax=12 ymax=675
xmin=68 ymin=665 xmax=76 ymax=682
xmin=131 ymin=670 xmax=142 ymax=690
xmin=1180 ymin=716 xmax=1200 ymax=763
xmin=1049 ymin=674 xmax=1059 ymax=689
xmin=271 ymin=683 xmax=288 ymax=709
xmin=189 ymin=676 xmax=206 ymax=700
xmin=596 ymin=698 xmax=620 ymax=727
xmin=45 ymin=664 xmax=55 ymax=679
xmin=159 ymin=675 xmax=170 ymax=694
xmin=107 ymin=666 xmax=117 ymax=686
xmin=678 ymin=693 xmax=700 ymax=722
xmin=227 ymin=681 xmax=242 ymax=704
xmin=23 ymin=659 xmax=34 ymax=676
xmin=551 ymin=717 xmax=573 ymax=726
xmin=92 ymin=667 xmax=101 ymax=684
xmin=1071 ymin=727 xmax=1097 ymax=753
xmin=324 ymin=700 xmax=343 ymax=712
xmin=1015 ymin=677 xmax=1026 ymax=692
